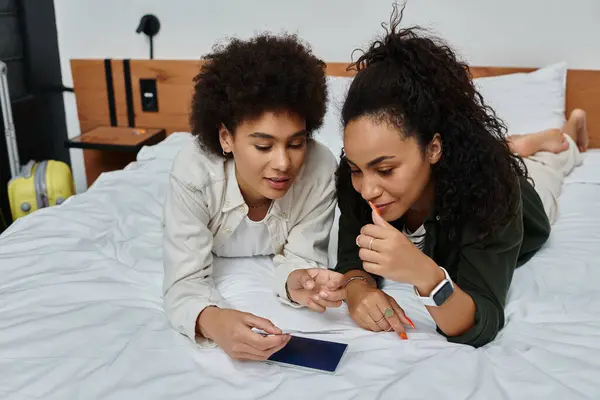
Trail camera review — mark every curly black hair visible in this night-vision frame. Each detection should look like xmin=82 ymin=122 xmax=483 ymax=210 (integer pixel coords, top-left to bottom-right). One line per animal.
xmin=338 ymin=3 xmax=528 ymax=241
xmin=189 ymin=33 xmax=327 ymax=156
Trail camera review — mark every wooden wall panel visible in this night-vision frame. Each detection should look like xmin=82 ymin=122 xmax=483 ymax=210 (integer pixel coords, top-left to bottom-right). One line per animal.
xmin=71 ymin=59 xmax=115 ymax=187
xmin=128 ymin=60 xmax=203 ymax=134
xmin=325 ymin=62 xmax=355 ymax=77
xmin=70 ymin=59 xmax=111 ymax=129
xmin=469 ymin=66 xmax=535 ymax=78
xmin=111 ymin=59 xmax=127 ymax=127
xmin=70 ymin=59 xmax=600 ymax=188
xmin=565 ymin=70 xmax=600 ymax=149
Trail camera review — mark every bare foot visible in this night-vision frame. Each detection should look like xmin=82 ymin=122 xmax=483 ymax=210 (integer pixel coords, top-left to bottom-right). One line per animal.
xmin=571 ymin=109 xmax=589 ymax=152
xmin=507 ymin=135 xmax=534 ymax=157
xmin=509 ymin=129 xmax=569 ymax=157
xmin=538 ymin=128 xmax=569 ymax=154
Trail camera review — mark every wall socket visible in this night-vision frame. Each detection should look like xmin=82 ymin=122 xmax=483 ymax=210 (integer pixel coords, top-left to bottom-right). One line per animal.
xmin=139 ymin=79 xmax=158 ymax=112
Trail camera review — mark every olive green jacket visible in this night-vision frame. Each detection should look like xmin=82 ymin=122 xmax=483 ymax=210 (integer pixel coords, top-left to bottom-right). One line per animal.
xmin=335 ymin=175 xmax=550 ymax=348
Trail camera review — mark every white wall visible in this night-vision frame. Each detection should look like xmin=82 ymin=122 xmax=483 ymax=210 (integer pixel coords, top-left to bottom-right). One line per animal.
xmin=53 ymin=0 xmax=600 ymax=193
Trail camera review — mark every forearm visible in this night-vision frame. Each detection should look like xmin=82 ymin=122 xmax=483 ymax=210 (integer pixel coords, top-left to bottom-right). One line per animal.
xmin=197 ymin=305 xmax=220 ymax=340
xmin=272 ymin=257 xmax=316 ymax=308
xmin=163 ymin=273 xmax=229 ymax=346
xmin=343 ymin=269 xmax=378 ymax=289
xmin=423 ymin=284 xmax=476 ymax=337
xmin=413 ymin=261 xmax=475 ymax=337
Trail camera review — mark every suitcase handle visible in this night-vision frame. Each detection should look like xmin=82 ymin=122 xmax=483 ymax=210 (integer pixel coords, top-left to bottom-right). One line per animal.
xmin=1 ymin=61 xmax=21 ymax=179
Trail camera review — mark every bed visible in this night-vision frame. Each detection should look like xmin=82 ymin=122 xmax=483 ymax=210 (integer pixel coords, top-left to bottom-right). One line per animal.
xmin=1 ymin=60 xmax=600 ymax=399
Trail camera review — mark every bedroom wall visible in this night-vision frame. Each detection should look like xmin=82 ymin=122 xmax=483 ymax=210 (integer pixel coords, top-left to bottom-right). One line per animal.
xmin=53 ymin=0 xmax=600 ymax=193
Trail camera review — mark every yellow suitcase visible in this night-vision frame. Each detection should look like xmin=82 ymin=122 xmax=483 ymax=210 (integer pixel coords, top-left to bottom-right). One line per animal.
xmin=8 ymin=160 xmax=75 ymax=220
xmin=2 ymin=61 xmax=75 ymax=221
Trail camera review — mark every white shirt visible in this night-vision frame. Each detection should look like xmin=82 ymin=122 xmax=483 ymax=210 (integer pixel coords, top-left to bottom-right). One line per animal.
xmin=162 ymin=139 xmax=338 ymax=347
xmin=216 ymin=214 xmax=273 ymax=258
xmin=403 ymin=224 xmax=426 ymax=251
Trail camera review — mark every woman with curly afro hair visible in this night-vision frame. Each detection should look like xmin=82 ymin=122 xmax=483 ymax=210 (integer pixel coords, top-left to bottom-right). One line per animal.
xmin=334 ymin=5 xmax=584 ymax=348
xmin=162 ymin=33 xmax=346 ymax=360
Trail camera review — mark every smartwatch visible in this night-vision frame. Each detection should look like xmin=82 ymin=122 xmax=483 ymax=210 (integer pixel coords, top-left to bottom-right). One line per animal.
xmin=414 ymin=266 xmax=454 ymax=306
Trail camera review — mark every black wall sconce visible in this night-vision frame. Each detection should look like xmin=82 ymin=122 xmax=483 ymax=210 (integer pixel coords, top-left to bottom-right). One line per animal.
xmin=136 ymin=14 xmax=160 ymax=60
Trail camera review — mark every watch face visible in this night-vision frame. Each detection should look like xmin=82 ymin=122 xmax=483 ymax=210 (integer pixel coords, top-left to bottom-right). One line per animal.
xmin=433 ymin=281 xmax=454 ymax=306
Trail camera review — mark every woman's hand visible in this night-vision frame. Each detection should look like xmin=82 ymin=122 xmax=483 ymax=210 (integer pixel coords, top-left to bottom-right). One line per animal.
xmin=345 ymin=279 xmax=414 ymax=339
xmin=356 ymin=206 xmax=441 ymax=288
xmin=197 ymin=307 xmax=290 ymax=361
xmin=286 ymin=268 xmax=347 ymax=312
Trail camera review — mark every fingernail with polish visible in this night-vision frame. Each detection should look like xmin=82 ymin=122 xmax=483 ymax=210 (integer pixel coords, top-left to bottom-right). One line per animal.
xmin=400 ymin=332 xmax=408 ymax=340
xmin=369 ymin=201 xmax=381 ymax=216
xmin=368 ymin=201 xmax=380 ymax=216
xmin=406 ymin=317 xmax=416 ymax=330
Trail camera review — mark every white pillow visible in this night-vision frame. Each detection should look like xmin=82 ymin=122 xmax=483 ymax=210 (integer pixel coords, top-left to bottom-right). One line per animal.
xmin=313 ymin=75 xmax=352 ymax=160
xmin=473 ymin=62 xmax=567 ymax=135
xmin=316 ymin=63 xmax=567 ymax=152
xmin=137 ymin=131 xmax=195 ymax=161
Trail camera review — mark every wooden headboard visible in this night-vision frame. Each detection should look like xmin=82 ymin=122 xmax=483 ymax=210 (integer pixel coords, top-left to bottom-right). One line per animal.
xmin=70 ymin=59 xmax=600 ymax=185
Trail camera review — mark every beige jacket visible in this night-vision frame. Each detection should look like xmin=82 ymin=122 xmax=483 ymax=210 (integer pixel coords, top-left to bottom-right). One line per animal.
xmin=162 ymin=139 xmax=338 ymax=347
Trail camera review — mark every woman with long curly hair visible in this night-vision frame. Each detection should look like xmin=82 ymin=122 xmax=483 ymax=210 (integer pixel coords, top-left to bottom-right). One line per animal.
xmin=163 ymin=33 xmax=347 ymax=361
xmin=334 ymin=5 xmax=585 ymax=348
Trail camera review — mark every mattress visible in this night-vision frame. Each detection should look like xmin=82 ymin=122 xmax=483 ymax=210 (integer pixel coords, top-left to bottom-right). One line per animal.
xmin=1 ymin=133 xmax=599 ymax=400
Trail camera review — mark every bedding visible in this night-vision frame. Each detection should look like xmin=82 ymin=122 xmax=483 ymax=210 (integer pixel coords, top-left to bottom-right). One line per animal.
xmin=313 ymin=75 xmax=351 ymax=159
xmin=1 ymin=133 xmax=599 ymax=399
xmin=313 ymin=63 xmax=569 ymax=161
xmin=473 ymin=62 xmax=568 ymax=135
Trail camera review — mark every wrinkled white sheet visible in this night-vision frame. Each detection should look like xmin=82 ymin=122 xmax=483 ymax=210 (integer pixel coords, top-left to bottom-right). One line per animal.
xmin=1 ymin=134 xmax=599 ymax=400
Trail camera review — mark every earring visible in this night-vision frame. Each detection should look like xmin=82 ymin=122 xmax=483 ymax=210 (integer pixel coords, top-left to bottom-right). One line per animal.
xmin=222 ymin=150 xmax=229 ymax=157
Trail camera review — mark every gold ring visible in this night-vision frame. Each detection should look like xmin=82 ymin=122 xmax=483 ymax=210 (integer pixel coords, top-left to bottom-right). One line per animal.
xmin=369 ymin=237 xmax=375 ymax=251
xmin=386 ymin=326 xmax=393 ymax=332
xmin=383 ymin=308 xmax=394 ymax=318
xmin=374 ymin=316 xmax=385 ymax=323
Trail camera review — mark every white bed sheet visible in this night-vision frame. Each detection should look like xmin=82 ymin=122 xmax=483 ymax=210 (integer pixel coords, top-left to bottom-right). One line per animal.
xmin=1 ymin=134 xmax=599 ymax=400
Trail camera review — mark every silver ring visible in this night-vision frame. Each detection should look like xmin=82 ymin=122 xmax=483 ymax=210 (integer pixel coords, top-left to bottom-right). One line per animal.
xmin=368 ymin=237 xmax=375 ymax=251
